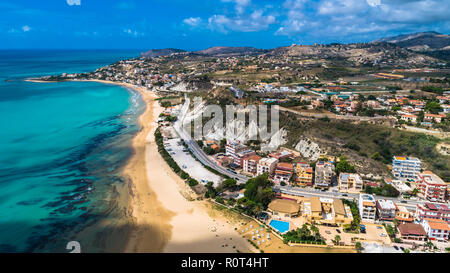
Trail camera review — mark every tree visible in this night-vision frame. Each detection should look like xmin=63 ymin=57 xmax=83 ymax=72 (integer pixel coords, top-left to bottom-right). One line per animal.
xmin=355 ymin=242 xmax=363 ymax=251
xmin=334 ymin=235 xmax=341 ymax=245
xmin=222 ymin=178 xmax=237 ymax=190
xmin=244 ymin=173 xmax=274 ymax=208
xmin=371 ymin=152 xmax=382 ymax=161
xmin=425 ymin=101 xmax=442 ymax=114
xmin=336 ymin=157 xmax=356 ymax=174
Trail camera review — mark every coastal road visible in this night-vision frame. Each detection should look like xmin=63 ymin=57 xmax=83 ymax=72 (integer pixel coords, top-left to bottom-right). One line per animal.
xmin=173 ymin=96 xmax=248 ymax=183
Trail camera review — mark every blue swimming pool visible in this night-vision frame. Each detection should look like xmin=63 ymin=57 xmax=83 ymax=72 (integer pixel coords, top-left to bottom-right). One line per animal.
xmin=269 ymin=219 xmax=290 ymax=233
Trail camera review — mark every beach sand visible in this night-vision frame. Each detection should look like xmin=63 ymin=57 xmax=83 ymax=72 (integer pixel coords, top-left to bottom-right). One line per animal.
xmin=71 ymin=80 xmax=256 ymax=253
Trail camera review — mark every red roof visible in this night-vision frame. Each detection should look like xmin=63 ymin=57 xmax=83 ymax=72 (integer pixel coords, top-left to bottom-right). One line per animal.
xmin=398 ymin=223 xmax=427 ymax=236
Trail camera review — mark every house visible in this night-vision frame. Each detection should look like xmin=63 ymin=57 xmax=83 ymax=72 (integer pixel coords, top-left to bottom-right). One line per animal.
xmin=338 ymin=173 xmax=363 ymax=193
xmin=395 ymin=205 xmax=414 ymax=223
xmin=424 ymin=113 xmax=446 ymax=123
xmin=401 ymin=114 xmax=418 ymax=123
xmin=267 ymin=199 xmax=300 ymax=218
xmin=359 ymin=194 xmax=377 ymax=223
xmin=314 ymin=161 xmax=335 ymax=189
xmin=397 ymin=223 xmax=427 ymax=242
xmin=417 ymin=171 xmax=447 ymax=203
xmin=295 ymin=162 xmax=314 ymax=187
xmin=256 ymin=157 xmax=278 ymax=176
xmin=376 ymin=199 xmax=396 ymax=221
xmin=421 ymin=218 xmax=450 ymax=242
xmin=225 ymin=141 xmax=255 ymax=168
xmin=242 ymin=154 xmax=262 ymax=176
xmin=415 ymin=203 xmax=450 ymax=224
xmin=392 ymin=156 xmax=422 ymax=180
xmin=303 ymin=197 xmax=353 ymax=226
xmin=273 ymin=163 xmax=294 ymax=184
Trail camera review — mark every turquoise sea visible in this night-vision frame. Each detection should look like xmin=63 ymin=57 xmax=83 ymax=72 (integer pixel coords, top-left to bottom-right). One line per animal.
xmin=0 ymin=50 xmax=144 ymax=252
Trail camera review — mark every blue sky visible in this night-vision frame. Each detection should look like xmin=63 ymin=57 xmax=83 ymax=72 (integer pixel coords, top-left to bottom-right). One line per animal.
xmin=1 ymin=0 xmax=449 ymax=50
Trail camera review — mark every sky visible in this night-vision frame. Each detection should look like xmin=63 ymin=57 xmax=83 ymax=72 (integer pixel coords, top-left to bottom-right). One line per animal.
xmin=1 ymin=0 xmax=449 ymax=50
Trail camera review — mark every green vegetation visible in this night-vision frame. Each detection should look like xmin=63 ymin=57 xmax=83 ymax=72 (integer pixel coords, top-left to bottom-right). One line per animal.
xmin=235 ymin=174 xmax=274 ymax=216
xmin=342 ymin=199 xmax=360 ymax=233
xmin=335 ymin=157 xmax=356 ymax=174
xmin=364 ymin=183 xmax=400 ymax=197
xmin=283 ymin=224 xmax=326 ymax=245
xmin=421 ymin=85 xmax=444 ymax=95
xmin=281 ymin=115 xmax=450 ymax=180
xmin=243 ymin=173 xmax=275 ymax=208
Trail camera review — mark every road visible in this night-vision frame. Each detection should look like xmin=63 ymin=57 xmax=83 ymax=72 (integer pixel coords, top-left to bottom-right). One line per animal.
xmin=173 ymin=96 xmax=249 ymax=183
xmin=172 ymin=97 xmax=447 ymax=209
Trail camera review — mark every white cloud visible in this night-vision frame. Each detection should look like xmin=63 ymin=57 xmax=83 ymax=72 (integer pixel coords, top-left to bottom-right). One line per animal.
xmin=183 ymin=17 xmax=202 ymax=26
xmin=208 ymin=10 xmax=276 ymax=33
xmin=222 ymin=0 xmax=251 ymax=14
xmin=66 ymin=0 xmax=81 ymax=6
xmin=123 ymin=28 xmax=144 ymax=37
xmin=22 ymin=25 xmax=31 ymax=32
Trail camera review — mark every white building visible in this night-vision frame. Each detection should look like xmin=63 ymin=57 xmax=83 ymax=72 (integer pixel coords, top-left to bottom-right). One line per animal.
xmin=376 ymin=199 xmax=396 ymax=221
xmin=359 ymin=194 xmax=377 ymax=223
xmin=392 ymin=156 xmax=422 ymax=180
xmin=256 ymin=157 xmax=278 ymax=176
xmin=421 ymin=218 xmax=450 ymax=242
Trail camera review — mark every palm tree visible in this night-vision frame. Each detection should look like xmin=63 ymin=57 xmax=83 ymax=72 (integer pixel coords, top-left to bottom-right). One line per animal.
xmin=334 ymin=235 xmax=341 ymax=245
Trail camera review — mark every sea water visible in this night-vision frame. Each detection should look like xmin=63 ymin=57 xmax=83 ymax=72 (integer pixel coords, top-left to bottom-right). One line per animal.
xmin=0 ymin=50 xmax=143 ymax=252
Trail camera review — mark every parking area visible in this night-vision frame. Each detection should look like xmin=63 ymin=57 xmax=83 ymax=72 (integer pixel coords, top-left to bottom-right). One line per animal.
xmin=319 ymin=223 xmax=391 ymax=246
xmin=164 ymin=138 xmax=222 ymax=187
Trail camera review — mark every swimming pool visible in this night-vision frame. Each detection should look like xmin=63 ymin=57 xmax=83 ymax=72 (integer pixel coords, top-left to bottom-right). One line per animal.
xmin=269 ymin=219 xmax=290 ymax=233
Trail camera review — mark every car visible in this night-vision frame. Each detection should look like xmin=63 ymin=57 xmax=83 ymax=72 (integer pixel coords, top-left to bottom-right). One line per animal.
xmin=401 ymin=200 xmax=407 ymax=203
xmin=336 ymin=229 xmax=341 ymax=234
xmin=394 ymin=246 xmax=399 ymax=250
xmin=325 ymin=231 xmax=331 ymax=234
xmin=182 ymin=165 xmax=187 ymax=169
xmin=342 ymin=194 xmax=348 ymax=197
xmin=380 ymin=233 xmax=387 ymax=237
xmin=376 ymin=226 xmax=382 ymax=230
xmin=400 ymin=247 xmax=405 ymax=251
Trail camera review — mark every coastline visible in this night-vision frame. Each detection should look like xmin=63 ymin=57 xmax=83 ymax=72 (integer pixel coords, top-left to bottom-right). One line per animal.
xmin=33 ymin=79 xmax=256 ymax=253
xmin=26 ymin=78 xmax=354 ymax=253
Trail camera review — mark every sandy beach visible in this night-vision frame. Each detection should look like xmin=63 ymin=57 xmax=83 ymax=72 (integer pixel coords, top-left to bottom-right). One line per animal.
xmin=66 ymin=79 xmax=256 ymax=253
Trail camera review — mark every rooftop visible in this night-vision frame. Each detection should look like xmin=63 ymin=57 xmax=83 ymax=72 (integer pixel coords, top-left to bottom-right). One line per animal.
xmin=398 ymin=223 xmax=427 ymax=236
xmin=377 ymin=199 xmax=396 ymax=210
xmin=425 ymin=218 xmax=450 ymax=231
xmin=268 ymin=199 xmax=300 ymax=214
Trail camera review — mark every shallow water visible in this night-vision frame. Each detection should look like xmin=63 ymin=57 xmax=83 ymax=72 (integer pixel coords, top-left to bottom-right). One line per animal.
xmin=0 ymin=50 xmax=144 ymax=252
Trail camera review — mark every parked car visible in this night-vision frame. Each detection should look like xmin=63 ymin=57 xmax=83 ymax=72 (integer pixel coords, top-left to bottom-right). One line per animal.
xmin=336 ymin=229 xmax=341 ymax=234
xmin=380 ymin=233 xmax=387 ymax=237
xmin=342 ymin=194 xmax=348 ymax=197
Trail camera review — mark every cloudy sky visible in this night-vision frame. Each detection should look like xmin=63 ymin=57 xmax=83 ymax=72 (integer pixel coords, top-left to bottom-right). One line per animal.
xmin=1 ymin=0 xmax=449 ymax=50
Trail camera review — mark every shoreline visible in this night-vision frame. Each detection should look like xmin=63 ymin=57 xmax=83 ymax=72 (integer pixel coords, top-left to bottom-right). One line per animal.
xmin=31 ymin=78 xmax=256 ymax=253
xmin=27 ymin=78 xmax=355 ymax=253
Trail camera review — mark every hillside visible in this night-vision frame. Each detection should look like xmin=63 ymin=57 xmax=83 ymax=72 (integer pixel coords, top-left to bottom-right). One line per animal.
xmin=195 ymin=46 xmax=268 ymax=57
xmin=373 ymin=31 xmax=450 ymax=51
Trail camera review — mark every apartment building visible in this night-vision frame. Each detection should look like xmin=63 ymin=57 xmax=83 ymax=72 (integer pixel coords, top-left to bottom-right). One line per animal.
xmin=415 ymin=203 xmax=450 ymax=224
xmin=242 ymin=154 xmax=262 ymax=176
xmin=303 ymin=197 xmax=353 ymax=227
xmin=295 ymin=162 xmax=314 ymax=187
xmin=314 ymin=161 xmax=335 ymax=189
xmin=376 ymin=199 xmax=396 ymax=221
xmin=392 ymin=156 xmax=422 ymax=180
xmin=256 ymin=157 xmax=278 ymax=176
xmin=395 ymin=205 xmax=414 ymax=223
xmin=359 ymin=194 xmax=377 ymax=223
xmin=273 ymin=163 xmax=294 ymax=184
xmin=338 ymin=173 xmax=363 ymax=192
xmin=421 ymin=218 xmax=450 ymax=242
xmin=225 ymin=141 xmax=255 ymax=168
xmin=417 ymin=171 xmax=447 ymax=203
